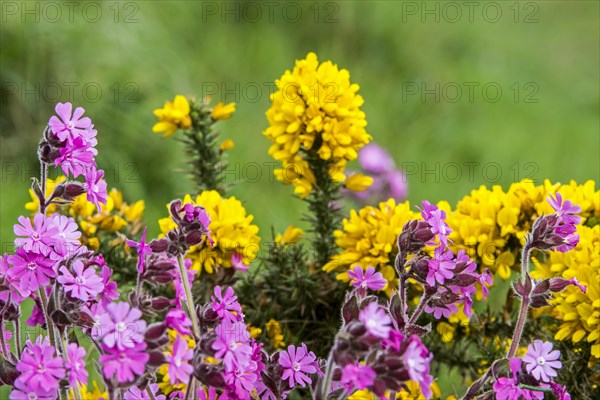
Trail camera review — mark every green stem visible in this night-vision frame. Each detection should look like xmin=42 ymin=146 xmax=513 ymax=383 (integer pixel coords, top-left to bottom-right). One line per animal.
xmin=408 ymin=293 xmax=430 ymax=325
xmin=38 ymin=289 xmax=57 ymax=349
xmin=177 ymin=254 xmax=201 ymax=339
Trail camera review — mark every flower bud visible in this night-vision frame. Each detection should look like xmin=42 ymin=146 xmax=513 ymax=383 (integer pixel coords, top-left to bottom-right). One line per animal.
xmin=63 ymin=182 xmax=86 ymax=199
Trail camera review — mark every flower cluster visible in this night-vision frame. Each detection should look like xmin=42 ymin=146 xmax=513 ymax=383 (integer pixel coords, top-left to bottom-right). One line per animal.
xmin=492 ymin=341 xmax=570 ymax=400
xmin=158 ymin=191 xmax=260 ymax=274
xmin=264 ymin=52 xmax=372 ymax=197
xmin=345 ymin=143 xmax=408 ymax=204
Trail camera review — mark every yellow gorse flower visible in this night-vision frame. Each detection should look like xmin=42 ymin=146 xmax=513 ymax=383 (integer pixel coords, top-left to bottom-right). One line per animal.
xmin=159 ymin=190 xmax=260 ymax=274
xmin=324 ymin=198 xmax=416 ymax=295
xmin=265 ymin=319 xmax=285 ymax=349
xmin=275 ymin=225 xmax=304 ymax=246
xmin=220 ymin=139 xmax=235 ymax=151
xmin=153 ymin=95 xmax=192 ymax=138
xmin=79 ymin=381 xmax=107 ymax=400
xmin=211 ymin=101 xmax=236 ymax=120
xmin=264 ymin=52 xmax=371 ymax=197
xmin=532 ymin=224 xmax=600 ymax=359
xmin=345 ymin=173 xmax=374 ymax=192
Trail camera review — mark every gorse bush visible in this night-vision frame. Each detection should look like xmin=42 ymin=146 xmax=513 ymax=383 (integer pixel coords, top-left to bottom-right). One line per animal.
xmin=0 ymin=53 xmax=598 ymax=400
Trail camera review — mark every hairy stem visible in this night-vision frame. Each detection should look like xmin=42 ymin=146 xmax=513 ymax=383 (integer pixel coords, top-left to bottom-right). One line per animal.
xmin=38 ymin=289 xmax=57 ymax=349
xmin=177 ymin=254 xmax=201 ymax=339
xmin=0 ymin=321 xmax=9 ymax=358
xmin=408 ymin=293 xmax=430 ymax=325
xmin=507 ymin=297 xmax=530 ymax=358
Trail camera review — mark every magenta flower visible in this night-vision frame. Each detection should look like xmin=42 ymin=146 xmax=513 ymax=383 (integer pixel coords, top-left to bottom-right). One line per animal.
xmin=358 ymin=143 xmax=396 ymax=174
xmin=426 ymin=246 xmax=456 ymax=287
xmin=57 ymin=260 xmax=103 ymax=302
xmin=419 ymin=200 xmax=452 ymax=246
xmin=16 ymin=337 xmax=65 ymax=393
xmin=493 ymin=358 xmax=544 ymax=400
xmin=8 ymin=248 xmax=56 ymax=292
xmin=55 ymin=136 xmax=97 ymax=178
xmin=211 ymin=286 xmax=243 ymax=322
xmin=213 ymin=320 xmax=252 ymax=370
xmin=124 ymin=384 xmax=166 ymax=400
xmin=165 ymin=307 xmax=192 ymax=336
xmin=65 ymin=343 xmax=88 ymax=386
xmin=85 ymin=168 xmax=108 ymax=212
xmin=98 ymin=302 xmax=147 ymax=349
xmin=26 ymin=301 xmax=45 ymax=327
xmin=100 ymin=342 xmax=149 ymax=384
xmin=341 ymin=363 xmax=376 ymax=390
xmin=279 ymin=343 xmax=321 ymax=388
xmin=348 ymin=265 xmax=387 ymax=291
xmin=523 ymin=340 xmax=562 ymax=382
xmin=48 ymin=102 xmax=93 ymax=142
xmin=424 ymin=301 xmax=458 ymax=320
xmin=0 ymin=253 xmax=30 ymax=303
xmin=231 ymin=252 xmax=249 ymax=272
xmin=50 ymin=214 xmax=82 ymax=257
xmin=13 ymin=214 xmax=58 ymax=254
xmin=10 ymin=377 xmax=56 ymax=400
xmin=166 ymin=336 xmax=194 ymax=385
xmin=549 ymin=382 xmax=571 ymax=400
xmin=197 ymin=387 xmax=220 ymax=400
xmin=100 ymin=265 xmax=119 ymax=306
xmin=224 ymin=359 xmax=259 ymax=397
xmin=359 ymin=302 xmax=392 ymax=339
xmin=547 ymin=192 xmax=582 ymax=224
xmin=404 ymin=336 xmax=433 ymax=399
xmin=126 ymin=227 xmax=152 ymax=273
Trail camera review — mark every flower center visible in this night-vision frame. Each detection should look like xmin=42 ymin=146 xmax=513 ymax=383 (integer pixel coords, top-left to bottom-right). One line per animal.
xmin=293 ymin=362 xmax=301 ymax=372
xmin=366 ymin=319 xmax=377 ymax=329
xmin=537 ymin=357 xmax=546 ymax=366
xmin=37 ymin=364 xmax=46 ymax=373
xmin=27 ymin=262 xmax=36 ymax=271
xmin=76 ymin=276 xmax=86 ymax=285
xmin=67 ymin=121 xmax=75 ymax=129
xmin=116 ymin=322 xmax=127 ymax=332
xmin=28 ymin=394 xmax=37 ymax=400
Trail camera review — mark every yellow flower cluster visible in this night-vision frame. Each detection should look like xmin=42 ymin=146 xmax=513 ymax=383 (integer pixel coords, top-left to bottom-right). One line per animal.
xmin=152 ymin=95 xmax=192 ymax=138
xmin=77 ymin=382 xmax=107 ymax=400
xmin=159 ymin=190 xmax=260 ymax=274
xmin=445 ymin=179 xmax=599 ymax=280
xmin=323 ymin=198 xmax=417 ymax=295
xmin=348 ymin=381 xmax=443 ymax=400
xmin=264 ymin=52 xmax=372 ymax=197
xmin=275 ymin=224 xmax=304 ymax=246
xmin=265 ymin=319 xmax=286 ymax=349
xmin=532 ymin=224 xmax=600 ymax=358
xmin=25 ymin=177 xmax=144 ymax=249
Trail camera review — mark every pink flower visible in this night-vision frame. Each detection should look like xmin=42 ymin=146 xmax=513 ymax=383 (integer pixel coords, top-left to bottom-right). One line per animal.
xmin=278 ymin=343 xmax=321 ymax=388
xmin=426 ymin=246 xmax=456 ymax=287
xmin=13 ymin=214 xmax=58 ymax=254
xmin=404 ymin=336 xmax=433 ymax=399
xmin=348 ymin=265 xmax=387 ymax=291
xmin=65 ymin=343 xmax=88 ymax=386
xmin=57 ymin=260 xmax=103 ymax=302
xmin=197 ymin=387 xmax=219 ymax=400
xmin=55 ymin=136 xmax=97 ymax=178
xmin=231 ymin=252 xmax=249 ymax=272
xmin=100 ymin=342 xmax=149 ymax=384
xmin=0 ymin=253 xmax=30 ymax=303
xmin=124 ymin=384 xmax=166 ymax=400
xmin=419 ymin=200 xmax=452 ymax=246
xmin=126 ymin=227 xmax=152 ymax=273
xmin=50 ymin=215 xmax=82 ymax=257
xmin=100 ymin=265 xmax=119 ymax=306
xmin=10 ymin=377 xmax=56 ymax=399
xmin=359 ymin=302 xmax=392 ymax=339
xmin=522 ymin=340 xmax=562 ymax=382
xmin=547 ymin=192 xmax=582 ymax=224
xmin=212 ymin=320 xmax=252 ymax=370
xmin=358 ymin=143 xmax=396 ymax=174
xmin=98 ymin=302 xmax=147 ymax=349
xmin=549 ymin=382 xmax=571 ymax=400
xmin=16 ymin=337 xmax=65 ymax=393
xmin=211 ymin=286 xmax=243 ymax=322
xmin=166 ymin=336 xmax=194 ymax=385
xmin=48 ymin=102 xmax=93 ymax=142
xmin=85 ymin=168 xmax=108 ymax=212
xmin=341 ymin=363 xmax=376 ymax=390
xmin=8 ymin=248 xmax=56 ymax=292
xmin=493 ymin=358 xmax=544 ymax=400
xmin=165 ymin=307 xmax=192 ymax=335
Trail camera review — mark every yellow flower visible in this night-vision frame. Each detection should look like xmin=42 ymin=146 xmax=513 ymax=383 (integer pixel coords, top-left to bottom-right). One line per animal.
xmin=153 ymin=95 xmax=192 ymax=138
xmin=211 ymin=101 xmax=236 ymax=120
xmin=397 ymin=380 xmax=441 ymax=399
xmin=437 ymin=321 xmax=456 ymax=342
xmin=220 ymin=139 xmax=235 ymax=151
xmin=79 ymin=381 xmax=107 ymax=400
xmin=264 ymin=52 xmax=371 ymax=197
xmin=534 ymin=224 xmax=600 ymax=359
xmin=275 ymin=225 xmax=304 ymax=245
xmin=265 ymin=319 xmax=285 ymax=349
xmin=324 ymin=198 xmax=416 ymax=295
xmin=345 ymin=173 xmax=373 ymax=192
xmin=159 ymin=190 xmax=260 ymax=274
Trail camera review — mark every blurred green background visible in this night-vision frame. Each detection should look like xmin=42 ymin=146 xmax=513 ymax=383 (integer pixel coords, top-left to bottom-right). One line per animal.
xmin=1 ymin=0 xmax=599 ymax=244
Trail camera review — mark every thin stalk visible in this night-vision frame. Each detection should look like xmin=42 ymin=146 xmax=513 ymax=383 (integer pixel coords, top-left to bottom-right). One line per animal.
xmin=15 ymin=318 xmax=22 ymax=358
xmin=38 ymin=289 xmax=57 ymax=348
xmin=507 ymin=297 xmax=530 ymax=358
xmin=320 ymin=349 xmax=336 ymax=398
xmin=184 ymin=374 xmax=195 ymax=400
xmin=40 ymin=162 xmax=48 ymax=214
xmin=0 ymin=321 xmax=9 ymax=357
xmin=408 ymin=293 xmax=429 ymax=325
xmin=521 ymin=246 xmax=531 ymax=283
xmin=177 ymin=254 xmax=201 ymax=338
xmin=146 ymin=387 xmax=157 ymax=400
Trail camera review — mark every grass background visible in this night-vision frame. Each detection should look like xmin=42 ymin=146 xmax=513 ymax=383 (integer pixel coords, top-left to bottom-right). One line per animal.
xmin=0 ymin=0 xmax=598 ymax=397
xmin=1 ymin=1 xmax=599 ymax=244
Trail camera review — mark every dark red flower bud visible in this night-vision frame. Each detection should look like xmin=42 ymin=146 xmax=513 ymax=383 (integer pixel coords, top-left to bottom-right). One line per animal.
xmin=63 ymin=183 xmax=86 ymax=199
